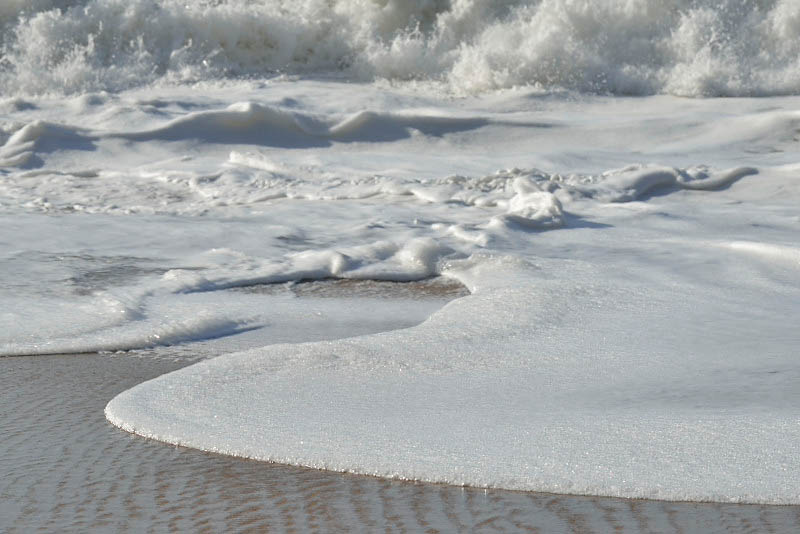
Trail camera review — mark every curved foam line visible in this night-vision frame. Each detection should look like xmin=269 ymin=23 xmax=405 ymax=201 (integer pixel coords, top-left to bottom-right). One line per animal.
xmin=0 ymin=317 xmax=249 ymax=357
xmin=678 ymin=167 xmax=759 ymax=190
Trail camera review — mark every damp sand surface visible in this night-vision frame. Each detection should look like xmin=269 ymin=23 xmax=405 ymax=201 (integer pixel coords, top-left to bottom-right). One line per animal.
xmin=2 ymin=281 xmax=799 ymax=533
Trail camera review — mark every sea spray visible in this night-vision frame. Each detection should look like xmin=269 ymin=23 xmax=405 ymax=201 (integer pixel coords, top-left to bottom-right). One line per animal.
xmin=1 ymin=0 xmax=799 ymax=96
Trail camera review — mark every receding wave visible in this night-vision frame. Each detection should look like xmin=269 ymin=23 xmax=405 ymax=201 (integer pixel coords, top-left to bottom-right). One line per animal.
xmin=1 ymin=0 xmax=799 ymax=96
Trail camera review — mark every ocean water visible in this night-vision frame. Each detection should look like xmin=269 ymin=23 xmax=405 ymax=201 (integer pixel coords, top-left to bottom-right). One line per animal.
xmin=2 ymin=0 xmax=800 ymax=509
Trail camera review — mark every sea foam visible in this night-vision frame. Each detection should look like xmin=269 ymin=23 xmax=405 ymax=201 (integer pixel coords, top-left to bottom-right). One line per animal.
xmin=106 ymin=250 xmax=800 ymax=504
xmin=1 ymin=0 xmax=799 ymax=96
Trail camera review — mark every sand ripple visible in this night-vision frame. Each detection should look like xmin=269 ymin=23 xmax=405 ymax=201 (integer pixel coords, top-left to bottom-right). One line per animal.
xmin=1 ymin=352 xmax=798 ymax=532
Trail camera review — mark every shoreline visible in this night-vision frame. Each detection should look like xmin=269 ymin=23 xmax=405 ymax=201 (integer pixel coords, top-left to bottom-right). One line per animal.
xmin=4 ymin=352 xmax=797 ymax=532
xmin=3 ymin=281 xmax=799 ymax=531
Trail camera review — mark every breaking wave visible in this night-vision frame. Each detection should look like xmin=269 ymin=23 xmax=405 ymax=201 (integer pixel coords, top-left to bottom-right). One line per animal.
xmin=1 ymin=0 xmax=799 ymax=96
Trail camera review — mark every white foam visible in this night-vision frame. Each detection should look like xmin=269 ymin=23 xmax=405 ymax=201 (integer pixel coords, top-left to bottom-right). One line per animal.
xmin=2 ymin=0 xmax=799 ymax=96
xmin=1 ymin=314 xmax=245 ymax=356
xmin=725 ymin=241 xmax=800 ymax=267
xmin=106 ymin=252 xmax=800 ymax=504
xmin=0 ymin=98 xmax=763 ymax=215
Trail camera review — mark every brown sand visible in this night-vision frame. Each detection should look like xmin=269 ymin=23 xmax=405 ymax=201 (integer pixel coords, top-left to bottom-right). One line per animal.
xmin=232 ymin=276 xmax=471 ymax=299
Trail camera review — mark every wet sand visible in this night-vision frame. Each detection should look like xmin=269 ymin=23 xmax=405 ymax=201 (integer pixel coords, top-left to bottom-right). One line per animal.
xmin=2 ymin=281 xmax=799 ymax=533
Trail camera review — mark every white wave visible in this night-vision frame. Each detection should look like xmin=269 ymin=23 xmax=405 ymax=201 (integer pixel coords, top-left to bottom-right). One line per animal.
xmin=1 ymin=0 xmax=799 ymax=96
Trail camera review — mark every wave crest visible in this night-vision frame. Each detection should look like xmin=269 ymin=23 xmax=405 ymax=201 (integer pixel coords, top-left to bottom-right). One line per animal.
xmin=1 ymin=0 xmax=799 ymax=96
